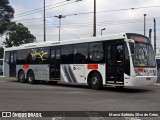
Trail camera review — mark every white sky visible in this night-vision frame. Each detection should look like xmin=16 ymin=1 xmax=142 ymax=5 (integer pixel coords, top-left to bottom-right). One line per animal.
xmin=0 ymin=0 xmax=160 ymax=53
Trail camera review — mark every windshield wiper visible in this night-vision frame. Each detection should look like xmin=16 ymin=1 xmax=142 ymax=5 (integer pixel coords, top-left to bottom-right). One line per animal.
xmin=136 ymin=43 xmax=148 ymax=60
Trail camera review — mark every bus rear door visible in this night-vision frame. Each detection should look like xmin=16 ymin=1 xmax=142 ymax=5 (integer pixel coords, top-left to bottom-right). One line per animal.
xmin=50 ymin=48 xmax=61 ymax=81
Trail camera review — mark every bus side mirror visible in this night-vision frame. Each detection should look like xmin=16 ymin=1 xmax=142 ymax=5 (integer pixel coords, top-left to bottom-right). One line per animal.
xmin=129 ymin=42 xmax=135 ymax=54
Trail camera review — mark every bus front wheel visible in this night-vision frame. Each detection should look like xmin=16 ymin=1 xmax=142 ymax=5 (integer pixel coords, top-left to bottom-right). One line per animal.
xmin=90 ymin=72 xmax=102 ymax=90
xmin=18 ymin=70 xmax=26 ymax=83
xmin=116 ymin=86 xmax=124 ymax=89
xmin=27 ymin=71 xmax=35 ymax=84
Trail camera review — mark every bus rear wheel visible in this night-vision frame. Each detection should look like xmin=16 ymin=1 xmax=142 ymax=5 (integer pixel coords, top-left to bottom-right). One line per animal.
xmin=18 ymin=70 xmax=26 ymax=83
xmin=90 ymin=72 xmax=102 ymax=90
xmin=27 ymin=71 xmax=35 ymax=84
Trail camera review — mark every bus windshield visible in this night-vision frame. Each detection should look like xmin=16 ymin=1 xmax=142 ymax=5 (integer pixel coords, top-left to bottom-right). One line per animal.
xmin=128 ymin=34 xmax=156 ymax=67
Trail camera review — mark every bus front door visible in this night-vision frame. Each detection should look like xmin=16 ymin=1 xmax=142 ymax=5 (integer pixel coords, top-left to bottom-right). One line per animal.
xmin=50 ymin=48 xmax=61 ymax=80
xmin=107 ymin=44 xmax=124 ymax=85
xmin=10 ymin=52 xmax=16 ymax=77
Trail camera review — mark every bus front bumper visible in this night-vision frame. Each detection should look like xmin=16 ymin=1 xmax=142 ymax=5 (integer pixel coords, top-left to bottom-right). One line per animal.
xmin=127 ymin=76 xmax=157 ymax=86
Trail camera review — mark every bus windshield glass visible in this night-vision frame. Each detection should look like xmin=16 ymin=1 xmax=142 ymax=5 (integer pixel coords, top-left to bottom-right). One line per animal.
xmin=127 ymin=34 xmax=156 ymax=67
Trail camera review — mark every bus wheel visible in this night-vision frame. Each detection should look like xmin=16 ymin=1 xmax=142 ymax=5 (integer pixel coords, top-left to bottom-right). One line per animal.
xmin=27 ymin=71 xmax=35 ymax=84
xmin=48 ymin=81 xmax=58 ymax=85
xmin=116 ymin=86 xmax=124 ymax=90
xmin=18 ymin=70 xmax=26 ymax=83
xmin=90 ymin=72 xmax=102 ymax=90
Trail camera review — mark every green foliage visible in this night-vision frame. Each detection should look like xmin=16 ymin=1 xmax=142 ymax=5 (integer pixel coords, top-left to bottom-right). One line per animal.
xmin=0 ymin=0 xmax=14 ymax=35
xmin=0 ymin=47 xmax=4 ymax=58
xmin=0 ymin=0 xmax=36 ymax=48
xmin=3 ymin=22 xmax=36 ymax=47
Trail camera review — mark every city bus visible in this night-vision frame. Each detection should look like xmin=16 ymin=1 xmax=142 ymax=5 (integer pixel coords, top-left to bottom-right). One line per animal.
xmin=3 ymin=33 xmax=157 ymax=89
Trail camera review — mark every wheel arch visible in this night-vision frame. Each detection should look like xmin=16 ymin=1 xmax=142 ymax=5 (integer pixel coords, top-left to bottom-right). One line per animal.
xmin=27 ymin=69 xmax=34 ymax=76
xmin=87 ymin=70 xmax=103 ymax=85
xmin=18 ymin=69 xmax=24 ymax=73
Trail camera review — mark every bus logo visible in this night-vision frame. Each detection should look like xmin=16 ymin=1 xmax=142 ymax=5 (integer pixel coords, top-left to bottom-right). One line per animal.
xmin=2 ymin=112 xmax=11 ymax=117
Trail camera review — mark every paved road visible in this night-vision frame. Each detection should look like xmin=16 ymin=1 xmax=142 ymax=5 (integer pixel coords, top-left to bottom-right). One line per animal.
xmin=0 ymin=77 xmax=160 ymax=120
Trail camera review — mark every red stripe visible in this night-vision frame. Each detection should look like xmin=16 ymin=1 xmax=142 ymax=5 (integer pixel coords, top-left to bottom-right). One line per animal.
xmin=23 ymin=64 xmax=29 ymax=69
xmin=87 ymin=64 xmax=98 ymax=70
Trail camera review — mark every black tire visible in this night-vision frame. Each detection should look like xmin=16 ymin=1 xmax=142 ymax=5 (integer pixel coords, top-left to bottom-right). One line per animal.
xmin=88 ymin=82 xmax=92 ymax=89
xmin=18 ymin=70 xmax=26 ymax=83
xmin=90 ymin=72 xmax=102 ymax=90
xmin=116 ymin=86 xmax=124 ymax=89
xmin=27 ymin=71 xmax=35 ymax=84
xmin=48 ymin=81 xmax=58 ymax=85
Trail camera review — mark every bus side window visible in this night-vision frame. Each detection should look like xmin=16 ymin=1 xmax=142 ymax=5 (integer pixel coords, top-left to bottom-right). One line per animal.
xmin=116 ymin=45 xmax=123 ymax=62
xmin=61 ymin=45 xmax=74 ymax=64
xmin=27 ymin=48 xmax=49 ymax=64
xmin=27 ymin=49 xmax=33 ymax=64
xmin=89 ymin=42 xmax=104 ymax=63
xmin=74 ymin=43 xmax=88 ymax=64
xmin=39 ymin=48 xmax=49 ymax=64
xmin=5 ymin=52 xmax=10 ymax=64
xmin=17 ymin=50 xmax=27 ymax=64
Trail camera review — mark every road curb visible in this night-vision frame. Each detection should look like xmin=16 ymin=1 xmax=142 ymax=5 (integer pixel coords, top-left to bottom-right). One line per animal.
xmin=155 ymin=83 xmax=160 ymax=86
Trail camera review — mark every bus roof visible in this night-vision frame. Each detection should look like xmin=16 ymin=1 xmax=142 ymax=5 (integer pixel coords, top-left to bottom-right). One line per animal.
xmin=4 ymin=33 xmax=143 ymax=51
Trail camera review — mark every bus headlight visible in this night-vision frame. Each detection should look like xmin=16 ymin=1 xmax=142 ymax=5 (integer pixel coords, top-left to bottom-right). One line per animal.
xmin=135 ymin=68 xmax=144 ymax=76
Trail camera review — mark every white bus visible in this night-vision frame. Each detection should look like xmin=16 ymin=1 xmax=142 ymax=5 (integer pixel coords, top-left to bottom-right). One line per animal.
xmin=4 ymin=33 xmax=157 ymax=89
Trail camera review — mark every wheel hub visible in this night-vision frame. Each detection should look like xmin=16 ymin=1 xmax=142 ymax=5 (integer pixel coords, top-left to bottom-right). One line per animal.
xmin=92 ymin=77 xmax=98 ymax=85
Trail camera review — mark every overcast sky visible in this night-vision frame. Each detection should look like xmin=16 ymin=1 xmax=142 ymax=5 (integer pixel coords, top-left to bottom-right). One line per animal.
xmin=1 ymin=0 xmax=160 ymax=53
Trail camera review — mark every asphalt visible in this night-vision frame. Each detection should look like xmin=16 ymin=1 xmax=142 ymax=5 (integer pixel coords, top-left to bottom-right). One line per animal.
xmin=0 ymin=76 xmax=160 ymax=120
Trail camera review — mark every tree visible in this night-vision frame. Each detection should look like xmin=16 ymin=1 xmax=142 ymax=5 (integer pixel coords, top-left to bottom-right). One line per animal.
xmin=3 ymin=22 xmax=36 ymax=47
xmin=0 ymin=0 xmax=14 ymax=35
